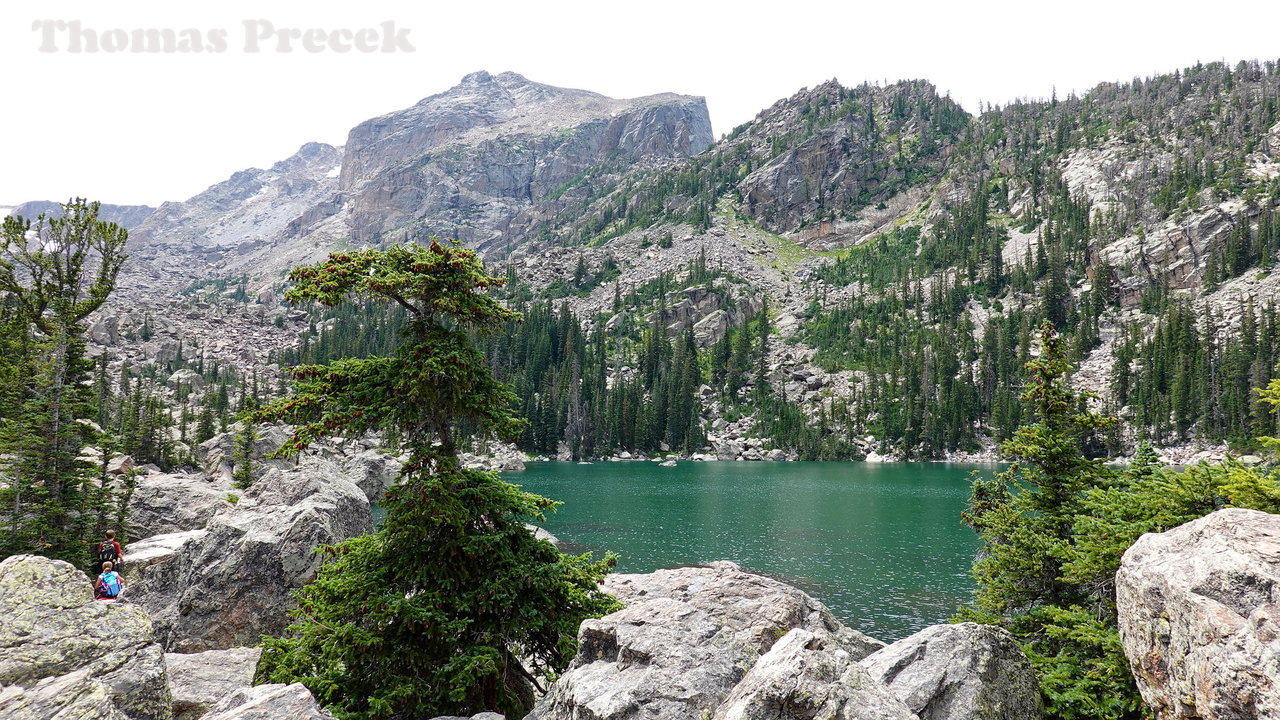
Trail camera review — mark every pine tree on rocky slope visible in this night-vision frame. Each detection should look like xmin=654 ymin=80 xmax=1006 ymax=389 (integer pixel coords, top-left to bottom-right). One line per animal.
xmin=0 ymin=199 xmax=129 ymax=564
xmin=254 ymin=241 xmax=618 ymax=718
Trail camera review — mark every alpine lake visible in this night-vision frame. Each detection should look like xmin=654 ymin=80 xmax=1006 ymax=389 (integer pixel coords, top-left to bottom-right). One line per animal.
xmin=511 ymin=460 xmax=994 ymax=643
xmin=375 ymin=460 xmax=993 ymax=642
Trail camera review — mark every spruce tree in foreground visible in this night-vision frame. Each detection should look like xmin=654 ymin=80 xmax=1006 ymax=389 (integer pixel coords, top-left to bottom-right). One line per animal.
xmin=255 ymin=241 xmax=618 ymax=719
xmin=960 ymin=323 xmax=1280 ymax=720
xmin=959 ymin=322 xmax=1138 ymax=720
xmin=0 ymin=199 xmax=128 ymax=563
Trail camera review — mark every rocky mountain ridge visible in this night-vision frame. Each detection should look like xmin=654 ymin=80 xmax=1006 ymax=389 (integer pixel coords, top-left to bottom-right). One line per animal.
xmin=70 ymin=60 xmax=1280 ymax=463
xmin=125 ymin=142 xmax=344 ymax=283
xmin=3 ymin=200 xmax=155 ymax=228
xmin=85 ymin=73 xmax=711 ymax=403
xmin=118 ymin=71 xmax=710 ymax=291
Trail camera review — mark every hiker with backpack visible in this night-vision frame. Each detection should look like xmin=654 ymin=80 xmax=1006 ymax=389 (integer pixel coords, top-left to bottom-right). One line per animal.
xmin=97 ymin=530 xmax=123 ymax=573
xmin=95 ymin=561 xmax=124 ymax=600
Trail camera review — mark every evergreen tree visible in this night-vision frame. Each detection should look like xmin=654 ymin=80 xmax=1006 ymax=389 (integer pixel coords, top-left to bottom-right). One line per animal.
xmin=0 ymin=199 xmax=128 ymax=564
xmin=255 ymin=242 xmax=618 ymax=718
xmin=754 ymin=295 xmax=772 ymax=398
xmin=195 ymin=401 xmax=217 ymax=444
xmin=231 ymin=398 xmax=258 ymax=489
xmin=93 ymin=351 xmax=113 ymax=430
xmin=960 ymin=322 xmax=1132 ymax=719
xmin=726 ymin=319 xmax=753 ymax=399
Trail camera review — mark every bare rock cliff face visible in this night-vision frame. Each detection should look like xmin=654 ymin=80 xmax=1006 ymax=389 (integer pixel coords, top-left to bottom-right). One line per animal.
xmin=121 ymin=72 xmax=711 ymax=289
xmin=1117 ymin=508 xmax=1280 ymax=720
xmin=124 ymin=141 xmax=343 ymax=282
xmin=335 ymin=70 xmax=712 ymax=255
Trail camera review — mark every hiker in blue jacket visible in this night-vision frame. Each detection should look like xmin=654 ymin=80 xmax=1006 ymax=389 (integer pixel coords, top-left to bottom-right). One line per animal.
xmin=95 ymin=560 xmax=124 ymax=600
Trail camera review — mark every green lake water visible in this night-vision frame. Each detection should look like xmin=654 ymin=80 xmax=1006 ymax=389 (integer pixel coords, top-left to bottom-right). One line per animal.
xmin=510 ymin=460 xmax=993 ymax=643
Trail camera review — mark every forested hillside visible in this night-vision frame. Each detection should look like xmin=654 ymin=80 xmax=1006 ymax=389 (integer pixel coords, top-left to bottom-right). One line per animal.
xmin=495 ymin=58 xmax=1280 ymax=460
xmin=29 ymin=61 xmax=1280 ymax=465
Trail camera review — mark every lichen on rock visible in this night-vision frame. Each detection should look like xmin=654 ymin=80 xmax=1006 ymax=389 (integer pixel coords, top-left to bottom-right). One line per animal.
xmin=0 ymin=554 xmax=171 ymax=720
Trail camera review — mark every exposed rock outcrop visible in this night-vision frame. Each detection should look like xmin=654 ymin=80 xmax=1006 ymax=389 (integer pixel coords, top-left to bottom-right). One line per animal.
xmin=0 ymin=669 xmax=131 ymax=720
xmin=1117 ymin=508 xmax=1280 ymax=720
xmin=199 ymin=424 xmax=299 ymax=486
xmin=527 ymin=561 xmax=884 ymax=720
xmin=337 ymin=71 xmax=712 ymax=256
xmin=130 ymin=471 xmax=234 ymax=538
xmin=646 ymin=286 xmax=752 ymax=344
xmin=732 ymin=80 xmax=960 ymax=246
xmin=127 ymin=530 xmax=211 ymax=575
xmin=713 ymin=628 xmax=917 ymax=720
xmin=0 ymin=555 xmax=171 ymax=720
xmin=165 ymin=647 xmax=262 ymax=720
xmin=460 ymin=440 xmax=527 ymax=474
xmin=200 ymin=683 xmax=334 ymax=720
xmin=862 ymin=622 xmax=1043 ymax=720
xmin=127 ymin=456 xmax=373 ymax=651
xmin=527 ymin=525 xmax=560 ymax=548
xmin=198 ymin=427 xmax=402 ymax=502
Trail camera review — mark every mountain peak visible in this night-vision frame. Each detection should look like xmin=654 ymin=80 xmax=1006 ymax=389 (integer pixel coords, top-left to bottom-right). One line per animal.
xmin=493 ymin=70 xmax=531 ymax=85
xmin=342 ymin=73 xmax=710 ymax=192
xmin=447 ymin=70 xmax=540 ymax=98
xmin=459 ymin=69 xmax=494 ymax=85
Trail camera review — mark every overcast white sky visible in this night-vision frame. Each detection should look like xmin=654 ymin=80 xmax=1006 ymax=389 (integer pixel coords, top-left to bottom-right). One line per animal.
xmin=2 ymin=0 xmax=1278 ymax=207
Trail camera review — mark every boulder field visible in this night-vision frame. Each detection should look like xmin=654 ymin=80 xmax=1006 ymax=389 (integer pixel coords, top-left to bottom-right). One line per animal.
xmin=3 ymin=551 xmax=1045 ymax=720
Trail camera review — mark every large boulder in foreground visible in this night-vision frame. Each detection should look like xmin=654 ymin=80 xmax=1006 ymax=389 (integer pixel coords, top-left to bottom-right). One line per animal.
xmin=861 ymin=622 xmax=1042 ymax=720
xmin=0 ymin=554 xmax=171 ymax=720
xmin=1117 ymin=508 xmax=1280 ymax=719
xmin=200 ymin=683 xmax=333 ymax=720
xmin=166 ymin=647 xmax=262 ymax=720
xmin=128 ymin=456 xmax=373 ymax=651
xmin=527 ymin=561 xmax=885 ymax=720
xmin=713 ymin=628 xmax=917 ymax=720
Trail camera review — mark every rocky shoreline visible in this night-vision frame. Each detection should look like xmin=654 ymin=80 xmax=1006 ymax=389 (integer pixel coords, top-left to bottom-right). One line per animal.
xmin=7 ymin=508 xmax=1278 ymax=720
xmin=504 ymin=438 xmax=1249 ymax=469
xmin=3 ymin=427 xmax=1278 ymax=720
